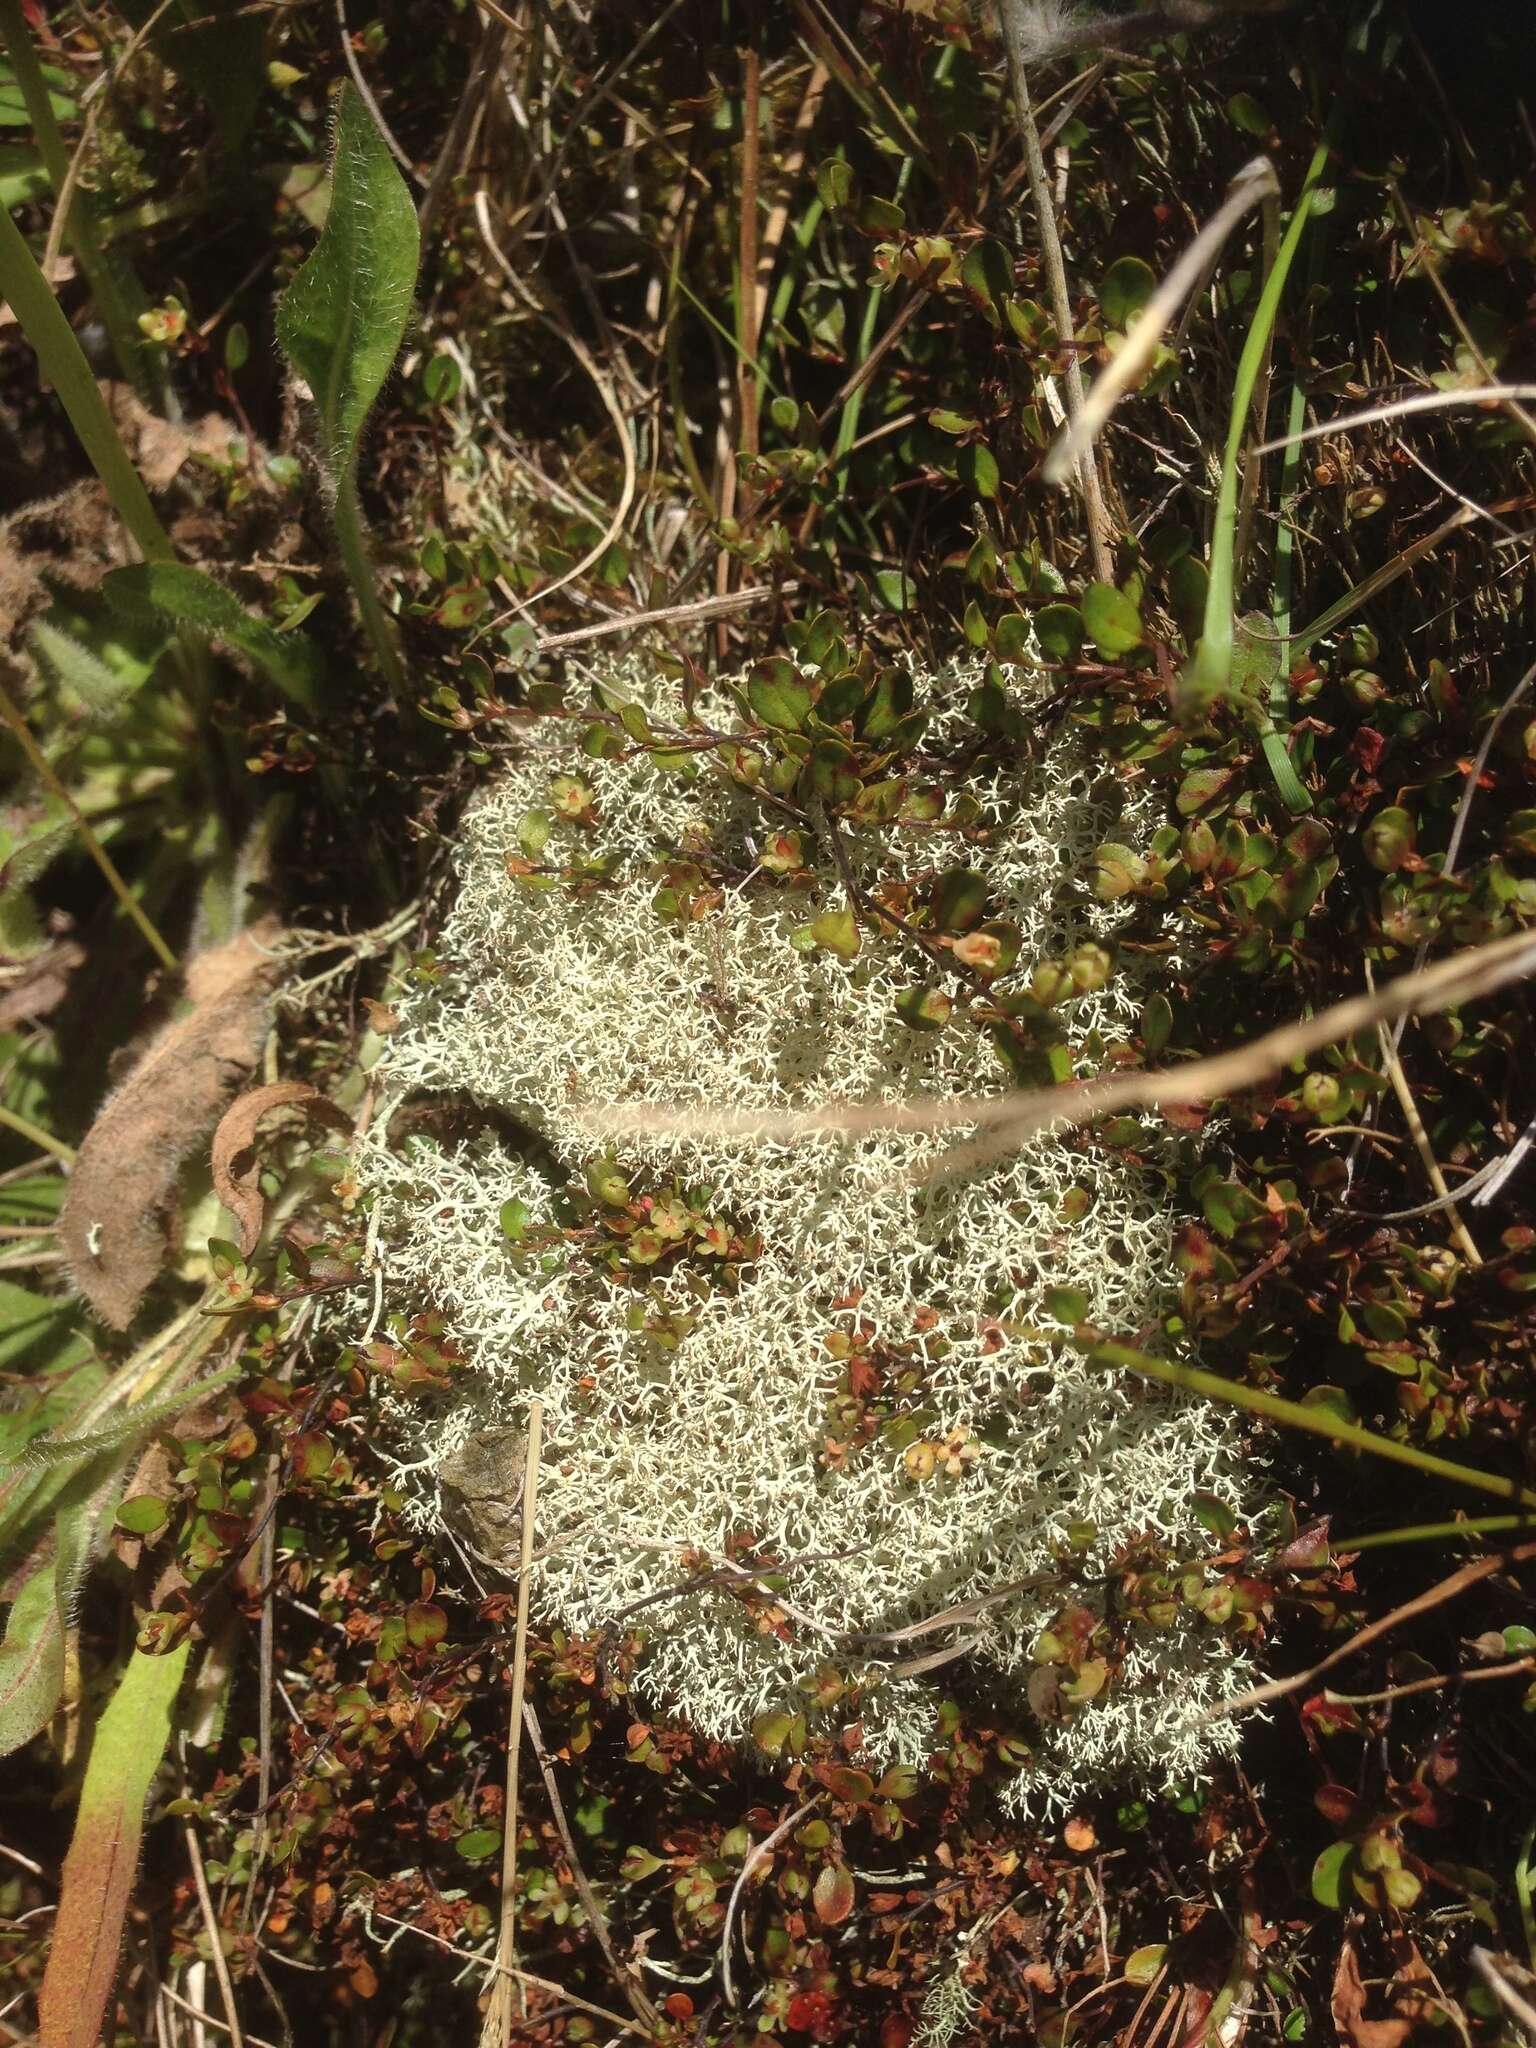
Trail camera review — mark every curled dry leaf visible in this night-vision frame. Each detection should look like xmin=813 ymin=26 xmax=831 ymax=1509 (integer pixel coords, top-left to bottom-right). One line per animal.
xmin=210 ymin=1079 xmax=352 ymax=1256
xmin=59 ymin=924 xmax=282 ymax=1329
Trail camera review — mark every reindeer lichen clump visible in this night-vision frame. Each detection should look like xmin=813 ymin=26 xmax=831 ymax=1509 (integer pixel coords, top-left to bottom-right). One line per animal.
xmin=370 ymin=654 xmax=1256 ymax=1804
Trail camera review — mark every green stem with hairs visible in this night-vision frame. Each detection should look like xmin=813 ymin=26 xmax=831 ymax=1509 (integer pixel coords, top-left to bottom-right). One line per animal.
xmin=334 ymin=471 xmax=405 ymax=698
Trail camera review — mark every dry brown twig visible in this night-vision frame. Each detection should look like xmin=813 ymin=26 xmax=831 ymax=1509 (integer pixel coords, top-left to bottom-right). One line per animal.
xmin=1206 ymin=1539 xmax=1536 ymax=1721
xmin=479 ymin=1398 xmax=544 ymax=2048
xmin=1042 ymin=154 xmax=1280 ymax=489
xmin=995 ymin=0 xmax=1114 ymax=579
xmin=520 ymin=1698 xmax=662 ymax=2034
xmin=579 ymin=927 xmax=1536 ymax=1175
xmin=721 ymin=1797 xmax=821 ymax=2006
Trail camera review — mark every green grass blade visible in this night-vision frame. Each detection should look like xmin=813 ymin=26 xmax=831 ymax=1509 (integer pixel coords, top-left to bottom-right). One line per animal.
xmin=275 ymin=81 xmax=419 ymax=695
xmin=1190 ymin=143 xmax=1330 ymax=740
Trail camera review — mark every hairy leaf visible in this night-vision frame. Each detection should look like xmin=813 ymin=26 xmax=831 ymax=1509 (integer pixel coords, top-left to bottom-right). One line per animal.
xmin=0 ymin=1499 xmax=91 ymax=1756
xmin=37 ymin=1637 xmax=190 ymax=2048
xmin=103 ymin=564 xmax=326 ymax=712
xmin=275 ymin=83 xmax=419 ymax=485
xmin=59 ymin=926 xmax=281 ymax=1328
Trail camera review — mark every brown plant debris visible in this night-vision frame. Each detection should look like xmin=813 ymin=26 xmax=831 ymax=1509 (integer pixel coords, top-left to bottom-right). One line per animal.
xmin=59 ymin=924 xmax=283 ymax=1328
xmin=211 ymin=1078 xmax=352 ymax=1256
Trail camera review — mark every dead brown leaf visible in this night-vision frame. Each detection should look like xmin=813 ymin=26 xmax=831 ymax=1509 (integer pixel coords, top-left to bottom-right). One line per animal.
xmin=1331 ymin=1939 xmax=1414 ymax=2048
xmin=0 ymin=934 xmax=85 ymax=1028
xmin=59 ymin=924 xmax=282 ymax=1328
xmin=211 ymin=1079 xmax=352 ymax=1255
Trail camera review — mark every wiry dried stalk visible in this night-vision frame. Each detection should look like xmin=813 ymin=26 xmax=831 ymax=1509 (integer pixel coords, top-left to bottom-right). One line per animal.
xmin=581 ymin=926 xmax=1536 ymax=1171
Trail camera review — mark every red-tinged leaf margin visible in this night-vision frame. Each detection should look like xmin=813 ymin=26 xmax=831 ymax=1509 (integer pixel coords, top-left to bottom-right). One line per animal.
xmin=37 ymin=1637 xmax=190 ymax=2048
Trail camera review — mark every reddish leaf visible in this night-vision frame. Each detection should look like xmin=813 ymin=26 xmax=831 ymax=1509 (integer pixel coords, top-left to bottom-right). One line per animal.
xmin=812 ymin=1860 xmax=856 ymax=1926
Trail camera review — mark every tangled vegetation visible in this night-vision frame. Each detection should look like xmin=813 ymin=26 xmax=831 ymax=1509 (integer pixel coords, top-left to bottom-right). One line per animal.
xmin=1 ymin=1 xmax=1535 ymax=2044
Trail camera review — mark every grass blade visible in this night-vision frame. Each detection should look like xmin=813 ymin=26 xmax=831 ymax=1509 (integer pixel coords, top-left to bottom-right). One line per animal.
xmin=0 ymin=199 xmax=173 ymax=564
xmin=1188 ymin=140 xmax=1330 ymax=806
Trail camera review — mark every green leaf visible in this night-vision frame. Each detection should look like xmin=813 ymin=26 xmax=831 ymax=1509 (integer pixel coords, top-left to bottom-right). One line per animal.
xmin=1091 ymin=842 xmax=1144 ymax=901
xmin=0 ymin=1280 xmax=88 ymax=1375
xmin=0 ymin=142 xmax=48 ymax=209
xmin=36 ymin=1636 xmax=190 ymax=2048
xmin=961 ymin=236 xmax=1011 ymax=310
xmin=747 ymin=659 xmax=813 ymax=731
xmin=276 ymin=84 xmax=419 ymax=482
xmin=873 ymin=569 xmax=915 ymax=612
xmin=806 ymin=905 xmax=860 ymax=960
xmin=0 ymin=1502 xmax=92 ymax=1756
xmin=1311 ymin=1839 xmax=1353 ymax=1909
xmin=500 ymin=1198 xmax=532 ymax=1244
xmin=114 ymin=0 xmax=264 ymax=147
xmin=751 ymin=1709 xmax=796 ymax=1756
xmin=812 ymin=1862 xmax=856 ymax=1926
xmin=1143 ymin=992 xmax=1173 ymax=1056
xmin=1124 ymin=1943 xmax=1167 ymax=1986
xmin=102 ymin=564 xmax=326 ymax=711
xmin=28 ymin=617 xmax=159 ymax=719
xmin=0 ymin=61 xmax=75 ymax=127
xmin=1100 ymin=255 xmax=1157 ymax=330
xmin=858 ymin=666 xmax=913 ymax=742
xmin=1082 ymin=582 xmax=1145 ymax=659
xmin=1175 ymin=764 xmax=1236 ymax=816
xmin=114 ymin=1494 xmax=170 ymax=1536
xmin=1191 ymin=1491 xmax=1238 ymax=1539
xmin=1226 ymin=91 xmax=1271 ymax=137
xmin=1034 ymin=603 xmax=1084 ymax=664
xmin=958 ymin=441 xmax=1000 ymax=501
xmin=932 ymin=868 xmax=988 ymax=933
xmin=275 ymin=83 xmax=419 ymax=693
xmin=815 ymin=157 xmax=854 ymax=211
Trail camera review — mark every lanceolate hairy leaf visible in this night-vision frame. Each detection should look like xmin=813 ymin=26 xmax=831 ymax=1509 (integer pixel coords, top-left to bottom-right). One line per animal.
xmin=16 ymin=1359 xmax=240 ymax=1469
xmin=0 ymin=1497 xmax=93 ymax=1757
xmin=36 ymin=1637 xmax=191 ymax=2048
xmin=103 ymin=563 xmax=327 ymax=712
xmin=275 ymin=82 xmax=419 ymax=694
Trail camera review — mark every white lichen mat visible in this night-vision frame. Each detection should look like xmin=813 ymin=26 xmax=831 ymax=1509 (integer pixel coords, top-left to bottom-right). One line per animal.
xmin=371 ymin=656 xmax=1252 ymax=1806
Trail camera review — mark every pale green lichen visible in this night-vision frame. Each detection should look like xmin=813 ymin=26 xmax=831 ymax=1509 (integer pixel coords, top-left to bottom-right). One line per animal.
xmin=364 ymin=654 xmax=1255 ymax=1807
